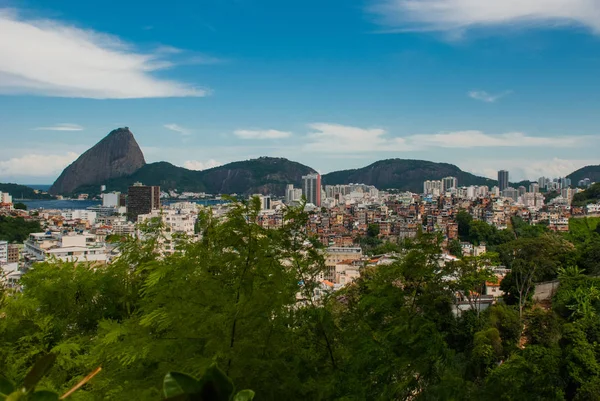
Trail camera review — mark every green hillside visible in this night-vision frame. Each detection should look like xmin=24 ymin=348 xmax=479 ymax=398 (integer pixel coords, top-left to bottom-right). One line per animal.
xmin=74 ymin=157 xmax=316 ymax=196
xmin=0 ymin=183 xmax=54 ymax=200
xmin=322 ymin=159 xmax=497 ymax=192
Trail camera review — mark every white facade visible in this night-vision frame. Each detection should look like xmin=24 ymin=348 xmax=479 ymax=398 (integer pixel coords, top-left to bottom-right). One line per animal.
xmin=0 ymin=192 xmax=12 ymax=204
xmin=102 ymin=192 xmax=121 ymax=207
xmin=61 ymin=210 xmax=98 ymax=224
xmin=0 ymin=240 xmax=7 ymax=264
xmin=24 ymin=232 xmax=107 ymax=263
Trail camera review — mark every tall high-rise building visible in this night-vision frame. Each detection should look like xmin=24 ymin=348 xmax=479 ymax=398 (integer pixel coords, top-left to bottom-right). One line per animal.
xmin=529 ymin=183 xmax=540 ymax=194
xmin=498 ymin=170 xmax=509 ymax=191
xmin=127 ymin=182 xmax=160 ymax=221
xmin=302 ymin=174 xmax=322 ymax=207
xmin=442 ymin=176 xmax=458 ymax=192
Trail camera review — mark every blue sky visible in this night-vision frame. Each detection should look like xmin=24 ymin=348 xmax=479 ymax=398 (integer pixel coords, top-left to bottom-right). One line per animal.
xmin=0 ymin=0 xmax=599 ymax=184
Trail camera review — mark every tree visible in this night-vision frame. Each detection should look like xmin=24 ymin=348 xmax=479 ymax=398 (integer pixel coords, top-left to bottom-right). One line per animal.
xmin=366 ymin=223 xmax=380 ymax=238
xmin=456 ymin=210 xmax=473 ymax=240
xmin=448 ymin=239 xmax=462 ymax=257
xmin=450 ymin=255 xmax=498 ymax=316
xmin=13 ymin=202 xmax=27 ymax=210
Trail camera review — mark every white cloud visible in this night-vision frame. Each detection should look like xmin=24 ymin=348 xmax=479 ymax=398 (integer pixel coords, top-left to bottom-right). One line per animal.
xmin=304 ymin=123 xmax=410 ymax=152
xmin=164 ymin=123 xmax=192 ymax=136
xmin=0 ymin=152 xmax=79 ymax=177
xmin=0 ymin=9 xmax=207 ymax=98
xmin=183 ymin=159 xmax=223 ymax=171
xmin=33 ymin=123 xmax=84 ymax=131
xmin=303 ymin=123 xmax=589 ymax=152
xmin=234 ymin=129 xmax=292 ymax=140
xmin=409 ymin=130 xmax=585 ymax=148
xmin=468 ymin=90 xmax=512 ymax=103
xmin=370 ymin=0 xmax=600 ymax=35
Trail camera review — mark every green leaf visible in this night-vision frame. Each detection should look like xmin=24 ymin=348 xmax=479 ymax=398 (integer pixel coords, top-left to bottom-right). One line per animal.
xmin=0 ymin=377 xmax=14 ymax=397
xmin=5 ymin=391 xmax=26 ymax=401
xmin=30 ymin=391 xmax=59 ymax=401
xmin=197 ymin=364 xmax=234 ymax=401
xmin=163 ymin=372 xmax=201 ymax=398
xmin=233 ymin=390 xmax=255 ymax=401
xmin=23 ymin=354 xmax=57 ymax=393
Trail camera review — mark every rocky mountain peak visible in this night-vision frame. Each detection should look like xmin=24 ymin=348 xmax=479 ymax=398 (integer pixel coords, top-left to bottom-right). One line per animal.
xmin=49 ymin=127 xmax=146 ymax=195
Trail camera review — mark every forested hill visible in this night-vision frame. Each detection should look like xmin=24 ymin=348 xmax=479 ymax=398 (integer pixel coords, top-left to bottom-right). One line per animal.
xmin=567 ymin=164 xmax=600 ymax=184
xmin=74 ymin=157 xmax=316 ymax=196
xmin=573 ymin=182 xmax=600 ymax=206
xmin=322 ymin=159 xmax=497 ymax=192
xmin=0 ymin=183 xmax=53 ymax=200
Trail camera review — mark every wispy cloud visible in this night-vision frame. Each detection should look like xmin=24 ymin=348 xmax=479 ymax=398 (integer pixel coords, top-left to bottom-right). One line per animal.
xmin=370 ymin=0 xmax=600 ymax=35
xmin=468 ymin=90 xmax=512 ymax=103
xmin=303 ymin=123 xmax=592 ymax=153
xmin=304 ymin=123 xmax=409 ymax=152
xmin=0 ymin=152 xmax=79 ymax=177
xmin=234 ymin=129 xmax=292 ymax=140
xmin=0 ymin=9 xmax=208 ymax=98
xmin=33 ymin=123 xmax=84 ymax=131
xmin=164 ymin=123 xmax=192 ymax=136
xmin=409 ymin=130 xmax=585 ymax=148
xmin=183 ymin=159 xmax=223 ymax=171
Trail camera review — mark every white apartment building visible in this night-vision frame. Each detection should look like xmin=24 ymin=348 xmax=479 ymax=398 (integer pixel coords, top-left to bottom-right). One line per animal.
xmin=0 ymin=240 xmax=7 ymax=264
xmin=0 ymin=192 xmax=12 ymax=205
xmin=24 ymin=232 xmax=107 ymax=263
xmin=138 ymin=208 xmax=197 ymax=236
xmin=61 ymin=210 xmax=98 ymax=225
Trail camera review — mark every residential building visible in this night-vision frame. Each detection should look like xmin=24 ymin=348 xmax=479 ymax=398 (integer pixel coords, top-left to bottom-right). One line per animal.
xmin=0 ymin=241 xmax=7 ymax=265
xmin=498 ymin=170 xmax=509 ymax=191
xmin=302 ymin=173 xmax=322 ymax=207
xmin=442 ymin=176 xmax=458 ymax=192
xmin=24 ymin=232 xmax=107 ymax=263
xmin=128 ymin=183 xmax=160 ymax=221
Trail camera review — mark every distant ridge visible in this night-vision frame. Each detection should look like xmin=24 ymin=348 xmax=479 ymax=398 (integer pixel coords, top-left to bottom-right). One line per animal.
xmin=49 ymin=127 xmax=146 ymax=195
xmin=323 ymin=159 xmax=497 ymax=192
xmin=72 ymin=157 xmax=316 ymax=196
xmin=47 ymin=127 xmax=597 ymax=196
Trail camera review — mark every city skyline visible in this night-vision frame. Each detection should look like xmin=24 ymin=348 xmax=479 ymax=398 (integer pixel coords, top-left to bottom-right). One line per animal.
xmin=1 ymin=1 xmax=600 ymax=184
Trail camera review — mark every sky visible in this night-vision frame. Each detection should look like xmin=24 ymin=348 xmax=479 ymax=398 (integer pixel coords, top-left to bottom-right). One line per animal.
xmin=1 ymin=0 xmax=599 ymax=184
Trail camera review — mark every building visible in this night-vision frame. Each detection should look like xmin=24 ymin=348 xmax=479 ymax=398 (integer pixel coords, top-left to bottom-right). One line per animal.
xmin=24 ymin=232 xmax=107 ymax=263
xmin=0 ymin=241 xmax=7 ymax=265
xmin=529 ymin=183 xmax=539 ymax=193
xmin=498 ymin=170 xmax=509 ymax=191
xmin=322 ymin=246 xmax=362 ymax=281
xmin=442 ymin=176 xmax=458 ymax=192
xmin=102 ymin=192 xmax=123 ymax=207
xmin=302 ymin=174 xmax=322 ymax=207
xmin=127 ymin=183 xmax=160 ymax=221
xmin=0 ymin=191 xmax=12 ymax=205
xmin=424 ymin=180 xmax=443 ymax=196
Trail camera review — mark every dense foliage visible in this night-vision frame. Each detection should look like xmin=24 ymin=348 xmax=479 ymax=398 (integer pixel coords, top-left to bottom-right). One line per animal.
xmin=572 ymin=183 xmax=600 ymax=206
xmin=0 ymin=216 xmax=41 ymax=242
xmin=2 ymin=201 xmax=600 ymax=400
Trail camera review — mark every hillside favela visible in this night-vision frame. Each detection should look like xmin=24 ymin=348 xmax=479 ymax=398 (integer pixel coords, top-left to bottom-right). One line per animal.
xmin=2 ymin=2 xmax=600 ymax=401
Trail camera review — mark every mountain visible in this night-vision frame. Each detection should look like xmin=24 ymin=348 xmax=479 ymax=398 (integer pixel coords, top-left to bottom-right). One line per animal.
xmin=322 ymin=159 xmax=497 ymax=192
xmin=0 ymin=183 xmax=53 ymax=200
xmin=74 ymin=157 xmax=316 ymax=196
xmin=567 ymin=165 xmax=600 ymax=185
xmin=49 ymin=127 xmax=146 ymax=195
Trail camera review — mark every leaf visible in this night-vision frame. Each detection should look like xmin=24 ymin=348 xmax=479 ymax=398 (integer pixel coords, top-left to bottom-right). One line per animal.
xmin=197 ymin=364 xmax=234 ymax=401
xmin=23 ymin=354 xmax=57 ymax=393
xmin=233 ymin=390 xmax=255 ymax=401
xmin=30 ymin=391 xmax=59 ymax=401
xmin=0 ymin=377 xmax=14 ymax=396
xmin=163 ymin=372 xmax=200 ymax=398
